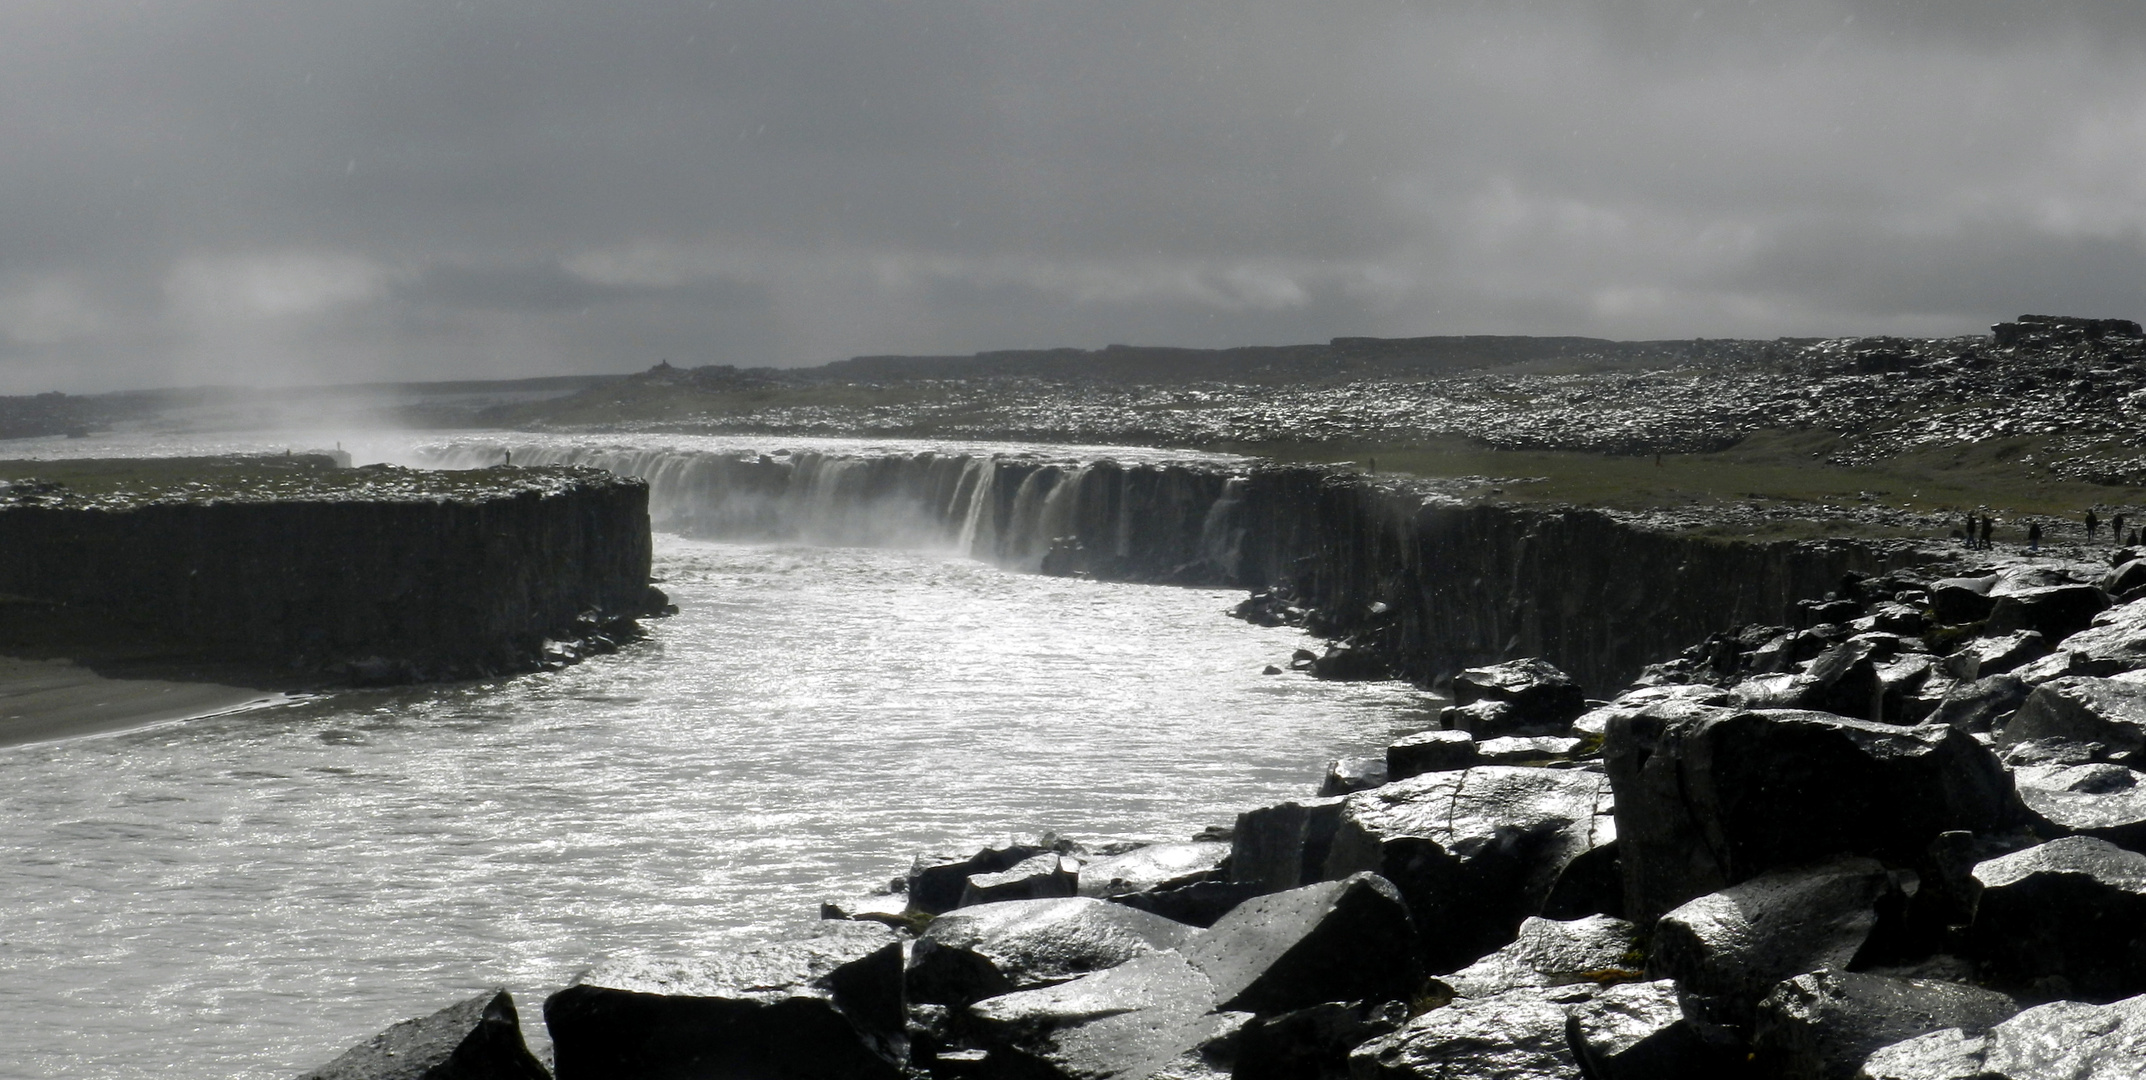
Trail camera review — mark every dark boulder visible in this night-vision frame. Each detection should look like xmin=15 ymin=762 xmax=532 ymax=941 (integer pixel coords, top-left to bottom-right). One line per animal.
xmin=294 ymin=989 xmax=549 ymax=1080
xmin=1650 ymin=857 xmax=1916 ymax=1030
xmin=1927 ymin=675 xmax=2029 ymax=734
xmin=1968 ymin=836 xmax=2146 ymax=1002
xmin=1998 ymin=676 xmax=2146 ymax=765
xmin=1182 ymin=872 xmax=1423 ymax=1015
xmin=1386 ymin=729 xmax=1480 ymax=779
xmin=1104 ymin=879 xmax=1262 ymax=929
xmin=1605 ymin=708 xmax=2019 ymax=923
xmin=2101 ymin=559 xmax=2146 ymax=597
xmin=1802 ymin=639 xmax=1886 ymax=721
xmin=1928 ymin=579 xmax=1998 ymax=625
xmin=1312 ymin=642 xmax=1391 ymax=681
xmin=908 ymin=836 xmax=1074 ymax=915
xmin=961 ymin=950 xmax=1232 ymax=1080
xmin=1439 ymin=699 xmax=1529 ymax=739
xmin=1349 ymin=987 xmax=1584 ymax=1079
xmin=1750 ymin=970 xmax=2017 ymax=1080
xmin=1438 ymin=914 xmax=1640 ymax=999
xmin=1984 ymin=584 xmax=2110 ymax=642
xmin=1450 ymin=658 xmax=1587 ymax=732
xmin=1077 ymin=841 xmax=1230 ymax=898
xmin=1567 ymin=979 xmax=1740 ymax=1080
xmin=1319 ymin=755 xmax=1389 ymax=796
xmin=906 ymin=896 xmax=1196 ymax=1007
xmin=958 ymin=853 xmax=1079 ymax=907
xmin=2011 ymin=760 xmax=2146 ymax=852
xmin=1323 ymin=765 xmax=1614 ymax=973
xmin=543 ymin=923 xmax=905 ymax=1080
xmin=1230 ymin=796 xmax=1345 ymax=894
xmin=1855 ymin=993 xmax=2146 ymax=1080
xmin=1229 ymin=999 xmax=1406 ymax=1080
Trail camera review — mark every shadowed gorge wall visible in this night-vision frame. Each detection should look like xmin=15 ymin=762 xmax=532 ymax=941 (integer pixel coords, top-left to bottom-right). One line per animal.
xmin=0 ymin=468 xmax=658 ymax=679
xmin=432 ymin=441 xmax=1923 ymax=692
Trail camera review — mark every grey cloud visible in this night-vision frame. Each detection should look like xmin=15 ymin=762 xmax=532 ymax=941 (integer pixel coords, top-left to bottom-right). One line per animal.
xmin=0 ymin=0 xmax=2140 ymax=392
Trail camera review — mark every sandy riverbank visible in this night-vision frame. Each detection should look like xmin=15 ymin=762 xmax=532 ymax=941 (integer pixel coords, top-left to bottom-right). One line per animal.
xmin=0 ymin=656 xmax=286 ymax=746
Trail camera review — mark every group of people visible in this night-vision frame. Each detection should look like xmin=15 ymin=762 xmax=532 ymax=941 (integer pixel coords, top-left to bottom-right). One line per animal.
xmin=1964 ymin=508 xmax=2138 ymax=553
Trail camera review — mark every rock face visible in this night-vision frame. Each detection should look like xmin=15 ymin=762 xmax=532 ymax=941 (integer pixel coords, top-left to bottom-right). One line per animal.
xmin=543 ymin=923 xmax=906 ymax=1080
xmin=906 ymin=897 xmax=1195 ymax=1007
xmin=1348 ymin=988 xmax=1583 ymax=1079
xmin=1968 ymin=836 xmax=2146 ymax=1002
xmin=1448 ymin=659 xmax=1586 ymax=733
xmin=1650 ymin=857 xmax=1913 ymax=1029
xmin=1749 ymin=970 xmax=2017 ymax=1080
xmin=962 ymin=950 xmax=1231 ymax=1080
xmin=1998 ymin=677 xmax=2146 ymax=765
xmin=1856 ymin=993 xmax=2146 ymax=1080
xmin=1323 ymin=765 xmax=1614 ymax=972
xmin=1077 ymin=841 xmax=1231 ymax=898
xmin=294 ymin=989 xmax=549 ymax=1080
xmin=1438 ymin=914 xmax=1641 ymax=999
xmin=1182 ymin=873 xmax=1423 ymax=1016
xmin=1567 ymin=979 xmax=1733 ymax=1079
xmin=1604 ymin=708 xmax=2019 ymax=922
xmin=0 ymin=463 xmax=660 ymax=681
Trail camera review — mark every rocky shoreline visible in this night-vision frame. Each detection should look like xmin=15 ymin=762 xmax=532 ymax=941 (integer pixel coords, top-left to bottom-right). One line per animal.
xmin=294 ymin=538 xmax=2146 ymax=1078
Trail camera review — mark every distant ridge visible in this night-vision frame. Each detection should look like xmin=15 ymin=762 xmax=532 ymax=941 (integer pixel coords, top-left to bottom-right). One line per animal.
xmin=823 ymin=335 xmax=1682 ymax=383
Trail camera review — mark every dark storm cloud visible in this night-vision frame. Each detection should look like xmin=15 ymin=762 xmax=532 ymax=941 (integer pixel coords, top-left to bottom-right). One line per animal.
xmin=0 ymin=0 xmax=2140 ymax=392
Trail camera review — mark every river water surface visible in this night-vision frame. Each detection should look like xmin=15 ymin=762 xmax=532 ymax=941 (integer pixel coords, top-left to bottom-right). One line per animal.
xmin=0 ymin=433 xmax=1434 ymax=1079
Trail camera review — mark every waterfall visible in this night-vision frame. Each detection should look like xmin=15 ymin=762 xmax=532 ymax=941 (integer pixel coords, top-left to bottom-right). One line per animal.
xmin=409 ymin=436 xmax=1241 ymax=583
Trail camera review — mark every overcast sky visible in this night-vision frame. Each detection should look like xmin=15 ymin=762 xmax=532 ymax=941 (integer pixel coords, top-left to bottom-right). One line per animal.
xmin=2 ymin=0 xmax=2142 ymax=392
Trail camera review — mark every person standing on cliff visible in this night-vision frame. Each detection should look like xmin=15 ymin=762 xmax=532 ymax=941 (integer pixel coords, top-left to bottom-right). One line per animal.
xmin=2029 ymin=521 xmax=2043 ymax=553
xmin=1980 ymin=515 xmax=1995 ymax=549
xmin=2116 ymin=512 xmax=2129 ymax=545
xmin=2087 ymin=509 xmax=2100 ymax=541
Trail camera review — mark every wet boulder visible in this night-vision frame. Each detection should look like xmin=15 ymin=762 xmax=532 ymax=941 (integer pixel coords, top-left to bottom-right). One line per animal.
xmin=1348 ymin=987 xmax=1583 ymax=1079
xmin=1475 ymin=735 xmax=1586 ymax=766
xmin=1323 ymin=765 xmax=1614 ymax=972
xmin=906 ymin=896 xmax=1196 ymax=1007
xmin=1605 ymin=708 xmax=2019 ymax=923
xmin=1104 ymin=880 xmax=1264 ymax=929
xmin=2010 ymin=760 xmax=2146 ymax=852
xmin=1078 ymin=840 xmax=1230 ymax=899
xmin=1230 ymin=796 xmax=1345 ymax=894
xmin=295 ymin=988 xmax=549 ymax=1080
xmin=1984 ymin=584 xmax=2110 ymax=642
xmin=1802 ymin=639 xmax=1886 ymax=720
xmin=961 ymin=951 xmax=1230 ymax=1080
xmin=1386 ymin=729 xmax=1478 ymax=778
xmin=1996 ymin=676 xmax=2146 ymax=765
xmin=1439 ymin=699 xmax=1527 ymax=739
xmin=1450 ymin=658 xmax=1587 ymax=733
xmin=2101 ymin=559 xmax=2146 ymax=597
xmin=1318 ymin=755 xmax=1389 ymax=796
xmin=958 ymin=853 xmax=1079 ymax=907
xmin=544 ymin=922 xmax=905 ymax=1080
xmin=1182 ymin=872 xmax=1423 ymax=1016
xmin=1437 ymin=914 xmax=1640 ymax=998
xmin=1941 ymin=632 xmax=2049 ymax=682
xmin=1855 ymin=994 xmax=2146 ymax=1080
xmin=1750 ymin=970 xmax=2017 ymax=1080
xmin=1928 ymin=675 xmax=2030 ymax=734
xmin=1567 ymin=979 xmax=1738 ymax=1080
xmin=2061 ymin=600 xmax=2146 ymax=673
xmin=1968 ymin=836 xmax=2146 ymax=1002
xmin=1650 ymin=857 xmax=1915 ymax=1030
xmin=908 ymin=835 xmax=1075 ymax=914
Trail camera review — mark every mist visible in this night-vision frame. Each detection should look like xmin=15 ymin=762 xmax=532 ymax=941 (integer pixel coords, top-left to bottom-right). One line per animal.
xmin=2 ymin=0 xmax=2141 ymax=394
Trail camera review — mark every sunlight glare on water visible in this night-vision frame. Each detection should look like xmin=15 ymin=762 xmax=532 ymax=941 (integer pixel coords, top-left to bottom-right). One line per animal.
xmin=0 ymin=535 xmax=1436 ymax=1079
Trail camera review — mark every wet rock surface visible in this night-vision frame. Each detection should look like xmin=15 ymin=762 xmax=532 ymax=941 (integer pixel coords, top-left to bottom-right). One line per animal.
xmin=906 ymin=897 xmax=1196 ymax=1007
xmin=1348 ymin=988 xmax=1583 ymax=1080
xmin=1750 ymin=970 xmax=2017 ymax=1080
xmin=1856 ymin=993 xmax=2146 ymax=1080
xmin=294 ymin=989 xmax=549 ymax=1080
xmin=1968 ymin=837 xmax=2146 ymax=1003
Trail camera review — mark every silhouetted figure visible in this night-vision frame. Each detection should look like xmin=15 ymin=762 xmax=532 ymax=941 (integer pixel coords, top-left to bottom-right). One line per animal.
xmin=2116 ymin=512 xmax=2129 ymax=544
xmin=1980 ymin=515 xmax=1994 ymax=549
xmin=503 ymin=449 xmax=512 ymax=467
xmin=2087 ymin=509 xmax=2100 ymax=541
xmin=2029 ymin=521 xmax=2043 ymax=553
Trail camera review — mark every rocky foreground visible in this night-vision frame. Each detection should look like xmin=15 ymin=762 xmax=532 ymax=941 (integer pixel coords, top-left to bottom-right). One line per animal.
xmin=298 ymin=546 xmax=2146 ymax=1078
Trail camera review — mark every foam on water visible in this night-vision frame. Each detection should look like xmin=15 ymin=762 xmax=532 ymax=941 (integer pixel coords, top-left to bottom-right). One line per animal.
xmin=0 ymin=530 xmax=1434 ymax=1078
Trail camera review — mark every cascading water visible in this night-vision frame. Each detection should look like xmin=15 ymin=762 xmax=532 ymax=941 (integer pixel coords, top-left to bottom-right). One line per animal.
xmin=414 ymin=435 xmax=1251 ymax=583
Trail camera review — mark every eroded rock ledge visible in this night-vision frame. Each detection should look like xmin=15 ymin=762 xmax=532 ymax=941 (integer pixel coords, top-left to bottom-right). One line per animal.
xmin=0 ymin=454 xmax=668 ymax=683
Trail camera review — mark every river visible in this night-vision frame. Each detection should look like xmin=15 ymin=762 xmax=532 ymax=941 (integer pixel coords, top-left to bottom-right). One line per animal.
xmin=0 ymin=431 xmax=1435 ymax=1078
